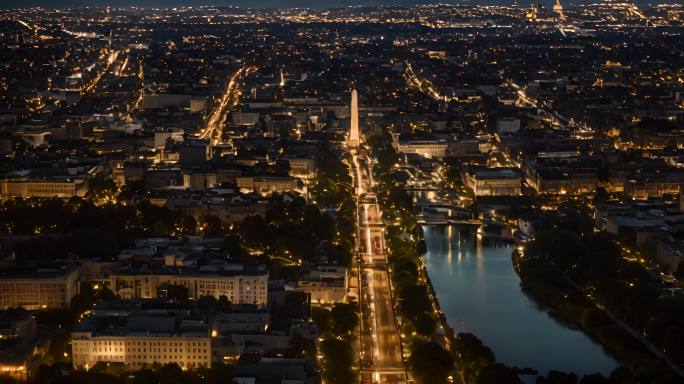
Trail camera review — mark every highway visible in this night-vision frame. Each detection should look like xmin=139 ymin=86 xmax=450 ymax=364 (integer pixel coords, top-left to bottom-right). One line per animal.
xmin=351 ymin=149 xmax=407 ymax=384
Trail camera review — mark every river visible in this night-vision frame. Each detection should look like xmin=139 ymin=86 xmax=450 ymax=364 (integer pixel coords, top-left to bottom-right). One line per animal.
xmin=422 ymin=225 xmax=618 ymax=378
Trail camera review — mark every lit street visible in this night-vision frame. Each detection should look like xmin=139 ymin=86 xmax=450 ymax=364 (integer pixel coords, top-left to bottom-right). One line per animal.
xmin=352 ymin=148 xmax=407 ymax=384
xmin=2 ymin=3 xmax=684 ymax=384
xmin=197 ymin=65 xmax=255 ymax=144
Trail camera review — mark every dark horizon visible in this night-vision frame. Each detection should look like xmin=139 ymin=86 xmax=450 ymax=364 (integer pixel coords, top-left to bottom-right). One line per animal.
xmin=0 ymin=0 xmax=668 ymax=9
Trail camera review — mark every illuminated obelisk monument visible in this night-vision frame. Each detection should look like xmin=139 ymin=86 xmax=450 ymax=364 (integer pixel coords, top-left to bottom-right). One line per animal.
xmin=348 ymin=89 xmax=360 ymax=148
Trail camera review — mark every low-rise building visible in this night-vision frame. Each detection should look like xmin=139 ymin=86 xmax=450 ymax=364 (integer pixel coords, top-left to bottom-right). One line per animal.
xmin=153 ymin=129 xmax=184 ymax=149
xmin=181 ymin=168 xmax=242 ymax=189
xmin=212 ymin=306 xmax=315 ymax=363
xmin=496 ymin=117 xmax=521 ymax=133
xmin=235 ymin=176 xmax=300 ymax=195
xmin=105 ymin=266 xmax=269 ymax=305
xmin=283 ymin=157 xmax=317 ymax=179
xmin=446 ymin=139 xmax=480 ymax=156
xmin=71 ymin=309 xmax=212 ymax=370
xmin=0 ymin=309 xmax=49 ymax=381
xmin=179 ymin=141 xmax=212 ymax=166
xmin=393 ymin=134 xmax=448 ymax=159
xmin=0 ymin=265 xmax=80 ymax=310
xmin=462 ymin=168 xmax=521 ymax=196
xmin=522 ymin=156 xmax=600 ymax=195
xmin=0 ymin=179 xmax=87 ymax=198
xmin=177 ymin=200 xmax=268 ymax=225
xmin=293 ymin=265 xmax=348 ymax=304
xmin=624 ymin=178 xmax=683 ymax=200
xmin=71 ymin=294 xmax=315 ymax=371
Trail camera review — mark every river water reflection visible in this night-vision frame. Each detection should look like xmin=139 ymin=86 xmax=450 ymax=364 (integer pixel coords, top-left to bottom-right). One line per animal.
xmin=422 ymin=225 xmax=618 ymax=377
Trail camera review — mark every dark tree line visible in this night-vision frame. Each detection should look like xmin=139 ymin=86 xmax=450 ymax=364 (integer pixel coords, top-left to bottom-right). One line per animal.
xmin=519 ymin=203 xmax=684 ymax=383
xmin=0 ymin=198 xmax=202 ymax=262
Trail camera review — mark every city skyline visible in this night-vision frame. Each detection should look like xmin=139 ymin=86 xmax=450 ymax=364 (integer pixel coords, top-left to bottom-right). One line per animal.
xmin=0 ymin=2 xmax=683 ymax=384
xmin=0 ymin=0 xmax=668 ymax=9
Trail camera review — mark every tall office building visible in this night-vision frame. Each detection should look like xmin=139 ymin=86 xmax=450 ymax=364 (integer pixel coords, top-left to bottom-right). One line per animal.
xmin=348 ymin=89 xmax=359 ymax=148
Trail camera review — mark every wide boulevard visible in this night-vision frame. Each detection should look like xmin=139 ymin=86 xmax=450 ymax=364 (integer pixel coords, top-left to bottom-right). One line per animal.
xmin=351 ymin=148 xmax=407 ymax=384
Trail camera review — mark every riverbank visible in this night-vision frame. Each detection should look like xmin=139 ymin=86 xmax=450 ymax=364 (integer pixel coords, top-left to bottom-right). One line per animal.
xmin=369 ymin=131 xmax=619 ymax=383
xmin=513 ymin=251 xmax=681 ymax=383
xmin=422 ymin=226 xmax=624 ymax=382
xmin=420 ymin=256 xmax=457 ymax=346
